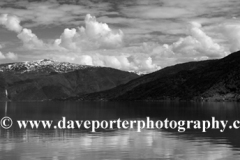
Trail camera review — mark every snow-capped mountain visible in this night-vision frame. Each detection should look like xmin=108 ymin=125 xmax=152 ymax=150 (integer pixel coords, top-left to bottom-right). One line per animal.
xmin=0 ymin=59 xmax=97 ymax=73
xmin=0 ymin=59 xmax=139 ymax=101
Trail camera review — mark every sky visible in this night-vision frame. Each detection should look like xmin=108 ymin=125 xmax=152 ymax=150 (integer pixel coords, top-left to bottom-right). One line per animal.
xmin=0 ymin=0 xmax=240 ymax=73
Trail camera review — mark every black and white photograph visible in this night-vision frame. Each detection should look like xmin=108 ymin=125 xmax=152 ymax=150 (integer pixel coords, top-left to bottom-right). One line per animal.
xmin=0 ymin=0 xmax=240 ymax=159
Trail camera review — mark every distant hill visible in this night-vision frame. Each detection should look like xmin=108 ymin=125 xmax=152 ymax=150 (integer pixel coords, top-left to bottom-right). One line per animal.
xmin=70 ymin=51 xmax=240 ymax=101
xmin=0 ymin=59 xmax=139 ymax=101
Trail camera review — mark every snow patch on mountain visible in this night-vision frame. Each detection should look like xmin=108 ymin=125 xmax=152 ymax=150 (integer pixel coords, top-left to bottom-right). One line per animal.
xmin=0 ymin=59 xmax=98 ymax=73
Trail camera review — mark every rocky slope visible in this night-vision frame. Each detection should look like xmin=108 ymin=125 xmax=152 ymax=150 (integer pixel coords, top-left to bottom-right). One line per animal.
xmin=0 ymin=59 xmax=139 ymax=101
xmin=70 ymin=51 xmax=240 ymax=101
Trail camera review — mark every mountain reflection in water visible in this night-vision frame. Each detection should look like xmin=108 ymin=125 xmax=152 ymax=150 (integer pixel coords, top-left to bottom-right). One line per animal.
xmin=0 ymin=101 xmax=240 ymax=160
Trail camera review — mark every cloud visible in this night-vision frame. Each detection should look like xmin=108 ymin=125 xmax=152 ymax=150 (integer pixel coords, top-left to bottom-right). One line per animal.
xmin=0 ymin=14 xmax=22 ymax=33
xmin=0 ymin=51 xmax=5 ymax=59
xmin=54 ymin=28 xmax=78 ymax=50
xmin=6 ymin=13 xmax=157 ymax=73
xmin=0 ymin=0 xmax=112 ymax=27
xmin=51 ymin=52 xmax=160 ymax=73
xmin=171 ymin=22 xmax=227 ymax=58
xmin=0 ymin=14 xmax=44 ymax=50
xmin=120 ymin=6 xmax=192 ymax=19
xmin=17 ymin=28 xmax=44 ymax=49
xmin=5 ymin=52 xmax=18 ymax=60
xmin=220 ymin=23 xmax=240 ymax=52
xmin=55 ymin=14 xmax=124 ymax=51
xmin=84 ymin=14 xmax=123 ymax=48
xmin=0 ymin=11 xmax=237 ymax=73
xmin=48 ymin=20 xmax=237 ymax=72
xmin=0 ymin=51 xmax=18 ymax=60
xmin=137 ymin=21 xmax=229 ymax=67
xmin=92 ymin=54 xmax=159 ymax=73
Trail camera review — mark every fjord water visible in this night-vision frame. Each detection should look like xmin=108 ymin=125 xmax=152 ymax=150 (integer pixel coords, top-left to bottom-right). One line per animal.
xmin=0 ymin=102 xmax=240 ymax=160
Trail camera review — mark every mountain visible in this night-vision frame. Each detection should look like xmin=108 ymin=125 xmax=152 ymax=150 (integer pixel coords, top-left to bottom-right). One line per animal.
xmin=69 ymin=51 xmax=240 ymax=101
xmin=0 ymin=59 xmax=139 ymax=101
xmin=0 ymin=59 xmax=97 ymax=73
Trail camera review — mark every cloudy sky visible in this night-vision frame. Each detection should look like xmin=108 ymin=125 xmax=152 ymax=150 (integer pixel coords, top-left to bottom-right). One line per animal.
xmin=0 ymin=0 xmax=240 ymax=73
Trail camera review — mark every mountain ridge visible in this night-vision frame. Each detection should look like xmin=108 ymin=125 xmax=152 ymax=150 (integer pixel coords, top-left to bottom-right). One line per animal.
xmin=66 ymin=51 xmax=240 ymax=102
xmin=0 ymin=59 xmax=139 ymax=101
xmin=0 ymin=59 xmax=99 ymax=73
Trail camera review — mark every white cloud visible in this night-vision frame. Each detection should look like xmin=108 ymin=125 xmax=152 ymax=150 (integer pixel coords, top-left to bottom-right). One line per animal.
xmin=0 ymin=14 xmax=44 ymax=50
xmin=23 ymin=14 xmax=158 ymax=73
xmin=54 ymin=28 xmax=78 ymax=50
xmin=84 ymin=14 xmax=124 ymax=47
xmin=48 ymin=20 xmax=237 ymax=72
xmin=50 ymin=52 xmax=160 ymax=73
xmin=136 ymin=21 xmax=229 ymax=67
xmin=194 ymin=56 xmax=209 ymax=61
xmin=220 ymin=23 xmax=240 ymax=52
xmin=170 ymin=22 xmax=227 ymax=58
xmin=0 ymin=14 xmax=22 ymax=33
xmin=92 ymin=54 xmax=159 ymax=72
xmin=79 ymin=55 xmax=93 ymax=65
xmin=17 ymin=28 xmax=44 ymax=49
xmin=0 ymin=51 xmax=5 ymax=59
xmin=0 ymin=12 xmax=237 ymax=73
xmin=55 ymin=14 xmax=124 ymax=51
xmin=0 ymin=14 xmax=230 ymax=72
xmin=5 ymin=52 xmax=18 ymax=60
xmin=0 ymin=51 xmax=18 ymax=60
xmin=0 ymin=0 xmax=112 ymax=27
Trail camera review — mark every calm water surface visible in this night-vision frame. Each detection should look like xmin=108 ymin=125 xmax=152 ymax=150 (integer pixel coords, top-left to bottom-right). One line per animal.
xmin=0 ymin=101 xmax=240 ymax=160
